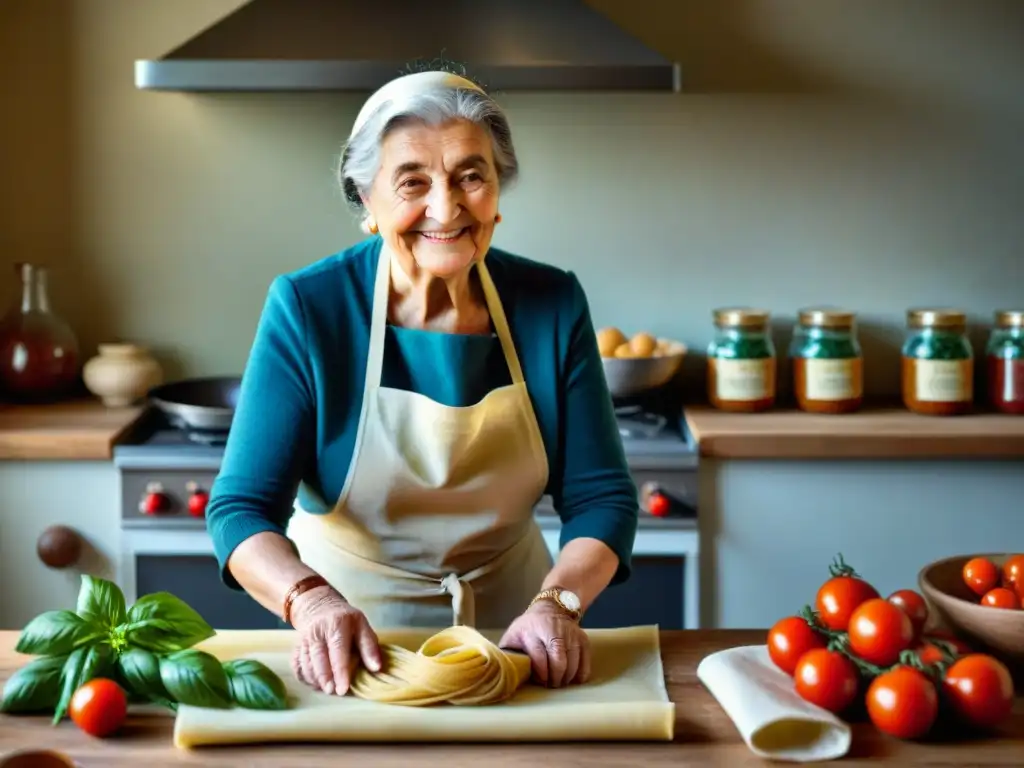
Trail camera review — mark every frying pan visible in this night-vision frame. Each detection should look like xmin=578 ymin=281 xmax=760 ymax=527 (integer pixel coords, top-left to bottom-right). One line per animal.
xmin=148 ymin=376 xmax=241 ymax=432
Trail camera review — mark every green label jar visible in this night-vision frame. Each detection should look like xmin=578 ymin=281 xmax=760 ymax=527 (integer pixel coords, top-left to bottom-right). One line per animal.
xmin=707 ymin=308 xmax=776 ymax=412
xmin=789 ymin=308 xmax=864 ymax=414
xmin=901 ymin=309 xmax=973 ymax=416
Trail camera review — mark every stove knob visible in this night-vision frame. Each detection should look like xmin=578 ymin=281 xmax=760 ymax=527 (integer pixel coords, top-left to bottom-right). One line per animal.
xmin=186 ymin=481 xmax=209 ymax=517
xmin=647 ymin=492 xmax=671 ymax=518
xmin=139 ymin=481 xmax=169 ymax=515
xmin=640 ymin=481 xmax=671 ymax=517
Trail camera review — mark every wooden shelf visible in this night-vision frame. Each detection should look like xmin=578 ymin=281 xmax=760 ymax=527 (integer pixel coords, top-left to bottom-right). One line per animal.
xmin=683 ymin=404 xmax=1024 ymax=459
xmin=0 ymin=399 xmax=144 ymax=460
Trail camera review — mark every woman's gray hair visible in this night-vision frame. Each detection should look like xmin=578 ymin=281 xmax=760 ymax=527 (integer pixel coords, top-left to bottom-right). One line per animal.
xmin=338 ymin=81 xmax=519 ymax=221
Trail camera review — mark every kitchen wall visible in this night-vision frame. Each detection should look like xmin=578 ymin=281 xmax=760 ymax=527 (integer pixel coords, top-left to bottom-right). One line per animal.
xmin=1 ymin=0 xmax=1022 ymax=396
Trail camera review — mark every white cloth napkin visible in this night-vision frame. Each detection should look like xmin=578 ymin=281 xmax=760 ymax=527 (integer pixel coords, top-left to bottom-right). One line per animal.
xmin=696 ymin=645 xmax=852 ymax=762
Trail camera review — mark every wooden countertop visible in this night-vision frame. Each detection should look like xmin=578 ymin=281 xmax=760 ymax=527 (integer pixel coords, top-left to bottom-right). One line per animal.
xmin=2 ymin=630 xmax=1022 ymax=766
xmin=0 ymin=399 xmax=144 ymax=460
xmin=684 ymin=404 xmax=1024 ymax=460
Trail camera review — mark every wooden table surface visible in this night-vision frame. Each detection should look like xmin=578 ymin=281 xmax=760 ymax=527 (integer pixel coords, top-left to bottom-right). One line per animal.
xmin=2 ymin=630 xmax=1023 ymax=767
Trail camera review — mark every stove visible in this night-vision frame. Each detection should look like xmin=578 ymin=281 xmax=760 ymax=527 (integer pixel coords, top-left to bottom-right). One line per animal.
xmin=113 ymin=387 xmax=701 ymax=630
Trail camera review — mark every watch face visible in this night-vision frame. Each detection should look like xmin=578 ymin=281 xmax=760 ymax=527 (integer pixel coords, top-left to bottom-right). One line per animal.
xmin=558 ymin=590 xmax=581 ymax=612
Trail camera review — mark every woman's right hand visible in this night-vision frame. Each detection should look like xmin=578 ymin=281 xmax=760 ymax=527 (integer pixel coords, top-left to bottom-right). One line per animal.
xmin=289 ymin=586 xmax=383 ymax=695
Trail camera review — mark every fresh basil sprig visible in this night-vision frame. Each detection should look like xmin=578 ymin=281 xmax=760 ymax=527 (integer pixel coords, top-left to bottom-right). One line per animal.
xmin=223 ymin=658 xmax=289 ymax=710
xmin=1 ymin=575 xmax=290 ymax=719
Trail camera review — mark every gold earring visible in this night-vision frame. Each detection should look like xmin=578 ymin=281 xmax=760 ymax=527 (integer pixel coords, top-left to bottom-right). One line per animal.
xmin=367 ymin=218 xmax=378 ymax=235
xmin=494 ymin=213 xmax=502 ymax=224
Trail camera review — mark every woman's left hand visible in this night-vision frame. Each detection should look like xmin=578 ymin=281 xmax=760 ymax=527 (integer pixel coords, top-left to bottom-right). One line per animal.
xmin=498 ymin=601 xmax=590 ymax=688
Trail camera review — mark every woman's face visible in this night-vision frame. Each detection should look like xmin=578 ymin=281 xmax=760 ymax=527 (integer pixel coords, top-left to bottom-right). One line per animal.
xmin=363 ymin=119 xmax=500 ymax=280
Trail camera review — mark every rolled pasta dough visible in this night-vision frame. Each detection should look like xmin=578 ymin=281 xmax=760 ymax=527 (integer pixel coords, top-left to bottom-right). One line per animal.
xmin=174 ymin=625 xmax=675 ymax=747
xmin=350 ymin=625 xmax=532 ymax=705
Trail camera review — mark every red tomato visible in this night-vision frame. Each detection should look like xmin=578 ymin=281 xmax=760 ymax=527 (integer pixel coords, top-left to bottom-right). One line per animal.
xmin=981 ymin=587 xmax=1020 ymax=609
xmin=887 ymin=589 xmax=928 ymax=637
xmin=1001 ymin=554 xmax=1024 ymax=588
xmin=815 ymin=575 xmax=880 ymax=631
xmin=847 ymin=598 xmax=915 ymax=667
xmin=647 ymin=493 xmax=670 ymax=517
xmin=943 ymin=654 xmax=1015 ymax=729
xmin=69 ymin=678 xmax=127 ymax=738
xmin=866 ymin=666 xmax=938 ymax=740
xmin=924 ymin=631 xmax=973 ymax=655
xmin=914 ymin=642 xmax=946 ymax=666
xmin=793 ymin=649 xmax=859 ymax=714
xmin=767 ymin=616 xmax=827 ymax=676
xmin=963 ymin=557 xmax=1000 ymax=597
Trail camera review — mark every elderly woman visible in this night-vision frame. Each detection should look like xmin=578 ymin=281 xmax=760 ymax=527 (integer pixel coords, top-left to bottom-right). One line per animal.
xmin=205 ymin=69 xmax=638 ymax=697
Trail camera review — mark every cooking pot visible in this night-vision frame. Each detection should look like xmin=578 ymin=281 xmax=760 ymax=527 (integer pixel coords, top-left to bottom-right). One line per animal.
xmin=148 ymin=376 xmax=241 ymax=432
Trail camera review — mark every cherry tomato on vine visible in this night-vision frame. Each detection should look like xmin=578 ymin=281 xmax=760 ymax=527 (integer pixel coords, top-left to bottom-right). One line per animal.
xmin=793 ymin=649 xmax=859 ymax=714
xmin=69 ymin=678 xmax=127 ymax=738
xmin=914 ymin=641 xmax=945 ymax=666
xmin=943 ymin=654 xmax=1015 ymax=729
xmin=1001 ymin=554 xmax=1024 ymax=590
xmin=767 ymin=616 xmax=827 ymax=675
xmin=981 ymin=587 xmax=1020 ymax=610
xmin=887 ymin=589 xmax=928 ymax=638
xmin=866 ymin=667 xmax=938 ymax=740
xmin=924 ymin=631 xmax=972 ymax=656
xmin=847 ymin=598 xmax=914 ymax=667
xmin=815 ymin=569 xmax=879 ymax=632
xmin=962 ymin=557 xmax=1000 ymax=597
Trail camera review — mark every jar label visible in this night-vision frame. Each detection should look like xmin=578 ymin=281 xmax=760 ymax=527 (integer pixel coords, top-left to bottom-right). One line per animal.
xmin=805 ymin=359 xmax=861 ymax=401
xmin=714 ymin=359 xmax=773 ymax=401
xmin=914 ymin=360 xmax=972 ymax=402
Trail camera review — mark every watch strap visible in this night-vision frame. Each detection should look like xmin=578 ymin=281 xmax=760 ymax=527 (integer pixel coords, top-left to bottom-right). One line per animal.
xmin=529 ymin=587 xmax=582 ymax=621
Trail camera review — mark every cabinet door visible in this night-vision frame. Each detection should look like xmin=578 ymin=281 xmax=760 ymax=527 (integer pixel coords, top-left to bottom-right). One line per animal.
xmin=135 ymin=555 xmax=280 ymax=630
xmin=582 ymin=556 xmax=687 ymax=631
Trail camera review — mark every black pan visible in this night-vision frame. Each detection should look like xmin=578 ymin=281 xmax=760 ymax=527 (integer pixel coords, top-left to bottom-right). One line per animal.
xmin=148 ymin=376 xmax=241 ymax=432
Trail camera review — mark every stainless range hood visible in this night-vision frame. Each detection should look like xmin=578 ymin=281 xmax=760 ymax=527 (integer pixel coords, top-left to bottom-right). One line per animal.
xmin=135 ymin=0 xmax=680 ymax=93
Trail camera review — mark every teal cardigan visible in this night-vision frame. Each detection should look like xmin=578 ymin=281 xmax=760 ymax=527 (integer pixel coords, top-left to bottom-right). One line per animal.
xmin=206 ymin=237 xmax=639 ymax=588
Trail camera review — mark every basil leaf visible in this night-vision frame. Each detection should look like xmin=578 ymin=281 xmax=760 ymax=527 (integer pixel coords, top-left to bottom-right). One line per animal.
xmin=76 ymin=575 xmax=127 ymax=628
xmin=0 ymin=654 xmax=67 ymax=714
xmin=159 ymin=649 xmax=231 ymax=709
xmin=124 ymin=592 xmax=215 ymax=653
xmin=15 ymin=610 xmax=104 ymax=656
xmin=117 ymin=647 xmax=169 ymax=701
xmin=53 ymin=643 xmax=113 ymax=723
xmin=223 ymin=658 xmax=289 ymax=710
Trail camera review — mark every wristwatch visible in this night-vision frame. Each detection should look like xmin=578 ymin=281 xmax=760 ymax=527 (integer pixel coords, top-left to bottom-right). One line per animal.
xmin=529 ymin=587 xmax=582 ymax=621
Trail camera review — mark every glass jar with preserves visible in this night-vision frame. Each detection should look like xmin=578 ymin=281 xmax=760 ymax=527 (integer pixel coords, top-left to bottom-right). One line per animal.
xmin=986 ymin=310 xmax=1024 ymax=415
xmin=901 ymin=309 xmax=973 ymax=416
xmin=789 ymin=308 xmax=863 ymax=414
xmin=707 ymin=308 xmax=776 ymax=412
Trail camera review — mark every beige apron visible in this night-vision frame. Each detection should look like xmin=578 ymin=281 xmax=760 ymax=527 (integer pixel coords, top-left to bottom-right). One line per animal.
xmin=286 ymin=246 xmax=553 ymax=631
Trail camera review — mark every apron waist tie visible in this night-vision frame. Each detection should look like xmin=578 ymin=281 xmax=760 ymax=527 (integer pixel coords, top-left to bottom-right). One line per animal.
xmin=440 ymin=573 xmax=476 ymax=628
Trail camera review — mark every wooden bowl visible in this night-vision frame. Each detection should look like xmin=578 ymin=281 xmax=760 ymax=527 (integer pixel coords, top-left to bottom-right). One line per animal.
xmin=918 ymin=553 xmax=1024 ymax=673
xmin=0 ymin=751 xmax=79 ymax=768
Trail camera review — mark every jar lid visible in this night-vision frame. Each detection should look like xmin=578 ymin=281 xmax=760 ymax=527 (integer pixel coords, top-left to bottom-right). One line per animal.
xmin=798 ymin=307 xmax=856 ymax=329
xmin=713 ymin=307 xmax=770 ymax=328
xmin=906 ymin=308 xmax=967 ymax=329
xmin=994 ymin=310 xmax=1024 ymax=329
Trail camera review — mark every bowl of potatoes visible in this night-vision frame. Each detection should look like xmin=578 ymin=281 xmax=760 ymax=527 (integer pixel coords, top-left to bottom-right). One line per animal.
xmin=597 ymin=327 xmax=687 ymax=398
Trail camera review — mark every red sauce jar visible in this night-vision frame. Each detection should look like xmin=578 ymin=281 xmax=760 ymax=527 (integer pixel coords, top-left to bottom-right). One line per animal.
xmin=986 ymin=310 xmax=1024 ymax=415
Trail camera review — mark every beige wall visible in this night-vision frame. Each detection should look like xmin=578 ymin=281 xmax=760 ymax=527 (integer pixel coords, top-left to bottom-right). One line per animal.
xmin=2 ymin=0 xmax=1021 ymax=396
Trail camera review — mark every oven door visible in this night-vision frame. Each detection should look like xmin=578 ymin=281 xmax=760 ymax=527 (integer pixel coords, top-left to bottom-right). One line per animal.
xmin=120 ymin=528 xmax=281 ymax=630
xmin=538 ymin=524 xmax=700 ymax=630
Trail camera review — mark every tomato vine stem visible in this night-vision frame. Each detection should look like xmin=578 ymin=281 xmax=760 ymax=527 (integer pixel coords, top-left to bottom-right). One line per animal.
xmin=827 ymin=553 xmax=860 ymax=579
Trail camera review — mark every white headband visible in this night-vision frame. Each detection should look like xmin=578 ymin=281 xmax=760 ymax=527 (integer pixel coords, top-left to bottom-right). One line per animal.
xmin=350 ymin=71 xmax=485 ymax=137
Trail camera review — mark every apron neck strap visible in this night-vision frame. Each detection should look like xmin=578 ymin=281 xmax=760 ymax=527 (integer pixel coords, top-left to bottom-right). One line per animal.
xmin=366 ymin=243 xmax=526 ymax=389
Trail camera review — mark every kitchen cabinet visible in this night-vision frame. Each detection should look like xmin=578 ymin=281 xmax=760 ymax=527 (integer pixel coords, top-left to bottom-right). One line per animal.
xmin=0 ymin=461 xmax=120 ymax=628
xmin=698 ymin=458 xmax=1024 ymax=628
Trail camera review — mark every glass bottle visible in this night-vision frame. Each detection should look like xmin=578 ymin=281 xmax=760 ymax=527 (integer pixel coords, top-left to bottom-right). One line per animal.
xmin=789 ymin=308 xmax=863 ymax=414
xmin=986 ymin=310 xmax=1024 ymax=415
xmin=707 ymin=308 xmax=776 ymax=412
xmin=0 ymin=263 xmax=81 ymax=401
xmin=900 ymin=308 xmax=973 ymax=416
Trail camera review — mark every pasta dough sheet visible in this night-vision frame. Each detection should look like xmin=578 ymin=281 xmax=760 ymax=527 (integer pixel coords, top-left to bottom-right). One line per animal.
xmin=174 ymin=625 xmax=675 ymax=748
